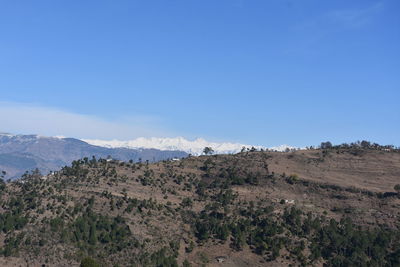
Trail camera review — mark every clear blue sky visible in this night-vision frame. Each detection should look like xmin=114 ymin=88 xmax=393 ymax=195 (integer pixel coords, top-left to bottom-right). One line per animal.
xmin=0 ymin=0 xmax=399 ymax=147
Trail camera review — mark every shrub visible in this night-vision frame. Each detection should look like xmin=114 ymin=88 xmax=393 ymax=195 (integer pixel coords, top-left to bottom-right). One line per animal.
xmin=80 ymin=257 xmax=100 ymax=267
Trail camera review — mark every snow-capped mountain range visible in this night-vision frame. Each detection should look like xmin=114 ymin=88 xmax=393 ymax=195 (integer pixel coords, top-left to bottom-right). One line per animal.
xmin=0 ymin=133 xmax=187 ymax=179
xmin=0 ymin=132 xmax=297 ymax=179
xmin=0 ymin=132 xmax=297 ymax=155
xmin=82 ymin=137 xmax=296 ymax=155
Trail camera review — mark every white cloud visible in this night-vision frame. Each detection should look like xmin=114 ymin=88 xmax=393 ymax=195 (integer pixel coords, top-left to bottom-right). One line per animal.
xmin=295 ymin=2 xmax=384 ymax=32
xmin=287 ymin=2 xmax=384 ymax=54
xmin=0 ymin=101 xmax=299 ymax=153
xmin=327 ymin=2 xmax=384 ymax=29
xmin=0 ymin=101 xmax=170 ymax=139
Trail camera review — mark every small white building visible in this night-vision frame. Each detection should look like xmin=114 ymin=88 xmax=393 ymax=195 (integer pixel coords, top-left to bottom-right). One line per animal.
xmin=216 ymin=256 xmax=227 ymax=263
xmin=285 ymin=199 xmax=295 ymax=204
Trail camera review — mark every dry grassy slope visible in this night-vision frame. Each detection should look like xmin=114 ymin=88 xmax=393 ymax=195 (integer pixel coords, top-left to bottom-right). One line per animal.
xmin=196 ymin=150 xmax=400 ymax=225
xmin=265 ymin=149 xmax=400 ymax=192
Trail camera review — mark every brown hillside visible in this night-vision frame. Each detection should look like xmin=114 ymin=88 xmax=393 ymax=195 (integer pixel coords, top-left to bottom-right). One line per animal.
xmin=0 ymin=148 xmax=399 ymax=266
xmin=266 ymin=149 xmax=400 ymax=192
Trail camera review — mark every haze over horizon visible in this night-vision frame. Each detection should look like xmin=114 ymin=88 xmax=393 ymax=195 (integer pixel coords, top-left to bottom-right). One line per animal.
xmin=1 ymin=0 xmax=399 ymax=147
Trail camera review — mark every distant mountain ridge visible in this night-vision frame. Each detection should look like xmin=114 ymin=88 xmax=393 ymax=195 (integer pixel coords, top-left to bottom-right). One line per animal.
xmin=0 ymin=132 xmax=296 ymax=179
xmin=0 ymin=133 xmax=187 ymax=179
xmin=83 ymin=137 xmax=296 ymax=155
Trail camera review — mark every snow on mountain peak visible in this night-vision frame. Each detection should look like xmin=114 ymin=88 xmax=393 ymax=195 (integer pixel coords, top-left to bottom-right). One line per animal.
xmin=82 ymin=137 xmax=296 ymax=155
xmin=0 ymin=132 xmax=15 ymax=137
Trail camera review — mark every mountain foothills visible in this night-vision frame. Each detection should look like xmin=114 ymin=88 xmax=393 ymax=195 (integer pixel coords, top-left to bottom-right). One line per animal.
xmin=0 ymin=133 xmax=187 ymax=180
xmin=0 ymin=142 xmax=399 ymax=266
